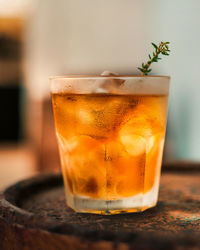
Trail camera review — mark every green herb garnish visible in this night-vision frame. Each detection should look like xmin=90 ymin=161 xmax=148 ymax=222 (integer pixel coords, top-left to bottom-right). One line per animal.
xmin=138 ymin=41 xmax=170 ymax=75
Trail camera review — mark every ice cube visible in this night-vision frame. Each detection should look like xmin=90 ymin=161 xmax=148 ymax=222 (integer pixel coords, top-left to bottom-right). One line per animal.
xmin=119 ymin=97 xmax=165 ymax=154
xmin=100 ymin=70 xmax=120 ymax=76
xmin=78 ymin=109 xmax=93 ymax=124
xmin=120 ymin=134 xmax=146 ymax=156
xmin=57 ymin=134 xmax=107 ymax=198
xmin=105 ymin=140 xmax=145 ymax=198
xmin=93 ymin=71 xmax=125 ymax=94
xmin=119 ymin=120 xmax=159 ymax=155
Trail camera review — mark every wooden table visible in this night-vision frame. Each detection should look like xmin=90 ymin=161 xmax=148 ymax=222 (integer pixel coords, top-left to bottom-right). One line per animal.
xmin=0 ymin=162 xmax=200 ymax=250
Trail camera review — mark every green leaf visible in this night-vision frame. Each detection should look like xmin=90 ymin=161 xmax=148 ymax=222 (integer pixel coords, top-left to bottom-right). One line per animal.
xmin=149 ymin=54 xmax=151 ymax=59
xmin=138 ymin=67 xmax=145 ymax=73
xmin=152 ymin=43 xmax=158 ymax=50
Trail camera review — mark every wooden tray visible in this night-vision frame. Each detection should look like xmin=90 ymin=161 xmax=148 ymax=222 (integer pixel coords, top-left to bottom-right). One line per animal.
xmin=0 ymin=162 xmax=200 ymax=250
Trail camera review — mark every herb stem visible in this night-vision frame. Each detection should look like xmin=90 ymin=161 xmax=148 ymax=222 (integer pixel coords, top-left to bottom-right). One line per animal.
xmin=138 ymin=41 xmax=170 ymax=75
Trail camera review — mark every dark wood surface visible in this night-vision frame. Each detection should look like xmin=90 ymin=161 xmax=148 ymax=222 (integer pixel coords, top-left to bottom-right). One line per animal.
xmin=0 ymin=162 xmax=200 ymax=250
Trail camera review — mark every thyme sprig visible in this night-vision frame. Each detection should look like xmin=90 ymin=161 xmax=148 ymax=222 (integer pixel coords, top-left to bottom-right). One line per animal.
xmin=138 ymin=41 xmax=170 ymax=75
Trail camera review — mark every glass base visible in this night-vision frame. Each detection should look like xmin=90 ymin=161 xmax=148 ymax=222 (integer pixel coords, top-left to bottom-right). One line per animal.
xmin=65 ymin=183 xmax=159 ymax=215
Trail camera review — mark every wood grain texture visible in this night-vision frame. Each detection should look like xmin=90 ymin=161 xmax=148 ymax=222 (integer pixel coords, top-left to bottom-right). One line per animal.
xmin=0 ymin=162 xmax=200 ymax=250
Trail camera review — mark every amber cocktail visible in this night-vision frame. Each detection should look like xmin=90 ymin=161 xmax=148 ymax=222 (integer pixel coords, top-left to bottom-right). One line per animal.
xmin=51 ymin=76 xmax=170 ymax=214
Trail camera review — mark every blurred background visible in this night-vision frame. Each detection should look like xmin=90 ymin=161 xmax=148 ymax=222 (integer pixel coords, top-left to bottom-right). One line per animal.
xmin=0 ymin=0 xmax=200 ymax=190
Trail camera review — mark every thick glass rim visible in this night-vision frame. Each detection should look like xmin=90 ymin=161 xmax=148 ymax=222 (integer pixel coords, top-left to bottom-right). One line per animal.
xmin=50 ymin=75 xmax=170 ymax=95
xmin=49 ymin=75 xmax=170 ymax=80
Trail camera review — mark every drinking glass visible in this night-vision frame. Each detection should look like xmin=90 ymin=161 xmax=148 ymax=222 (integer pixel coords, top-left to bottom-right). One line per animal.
xmin=50 ymin=75 xmax=170 ymax=214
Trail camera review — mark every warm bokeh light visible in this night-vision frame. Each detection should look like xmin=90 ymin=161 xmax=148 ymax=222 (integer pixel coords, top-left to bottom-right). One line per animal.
xmin=0 ymin=0 xmax=33 ymax=17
